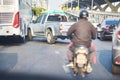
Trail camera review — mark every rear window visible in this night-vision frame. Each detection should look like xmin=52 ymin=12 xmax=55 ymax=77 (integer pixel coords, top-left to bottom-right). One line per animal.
xmin=47 ymin=15 xmax=67 ymax=22
xmin=105 ymin=20 xmax=119 ymax=26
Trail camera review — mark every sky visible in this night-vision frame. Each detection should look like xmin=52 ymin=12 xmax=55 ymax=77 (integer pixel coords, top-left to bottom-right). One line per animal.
xmin=33 ymin=0 xmax=120 ymax=12
xmin=48 ymin=0 xmax=68 ymax=10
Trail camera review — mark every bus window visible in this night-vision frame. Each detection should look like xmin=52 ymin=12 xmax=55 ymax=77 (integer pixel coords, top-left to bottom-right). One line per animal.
xmin=3 ymin=0 xmax=14 ymax=5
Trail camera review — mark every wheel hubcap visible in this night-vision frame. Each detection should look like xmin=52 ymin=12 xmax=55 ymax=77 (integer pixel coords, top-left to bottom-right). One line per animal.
xmin=47 ymin=33 xmax=51 ymax=42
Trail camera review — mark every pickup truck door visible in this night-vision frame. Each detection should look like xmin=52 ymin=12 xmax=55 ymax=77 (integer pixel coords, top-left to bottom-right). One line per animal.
xmin=39 ymin=14 xmax=47 ymax=35
xmin=32 ymin=15 xmax=43 ymax=35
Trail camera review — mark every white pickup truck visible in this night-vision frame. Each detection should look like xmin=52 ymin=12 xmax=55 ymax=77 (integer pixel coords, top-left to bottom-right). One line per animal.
xmin=28 ymin=11 xmax=76 ymax=44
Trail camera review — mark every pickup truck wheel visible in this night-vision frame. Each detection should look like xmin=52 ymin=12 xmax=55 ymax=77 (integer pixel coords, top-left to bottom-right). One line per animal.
xmin=46 ymin=29 xmax=55 ymax=44
xmin=28 ymin=29 xmax=32 ymax=41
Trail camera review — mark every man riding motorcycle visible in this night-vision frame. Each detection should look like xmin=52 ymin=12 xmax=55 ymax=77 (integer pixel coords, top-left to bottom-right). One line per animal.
xmin=67 ymin=9 xmax=97 ymax=67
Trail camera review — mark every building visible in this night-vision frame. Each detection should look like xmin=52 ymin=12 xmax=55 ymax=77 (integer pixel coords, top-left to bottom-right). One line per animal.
xmin=32 ymin=0 xmax=48 ymax=10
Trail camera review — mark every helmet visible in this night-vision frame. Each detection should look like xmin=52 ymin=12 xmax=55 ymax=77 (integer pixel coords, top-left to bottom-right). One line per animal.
xmin=79 ymin=9 xmax=89 ymax=19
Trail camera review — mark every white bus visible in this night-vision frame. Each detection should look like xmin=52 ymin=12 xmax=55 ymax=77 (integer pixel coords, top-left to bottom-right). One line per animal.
xmin=0 ymin=0 xmax=32 ymax=42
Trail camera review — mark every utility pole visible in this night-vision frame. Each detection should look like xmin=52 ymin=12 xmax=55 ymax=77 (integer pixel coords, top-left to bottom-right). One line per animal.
xmin=71 ymin=0 xmax=72 ymax=10
xmin=67 ymin=0 xmax=69 ymax=10
xmin=46 ymin=0 xmax=48 ymax=10
xmin=91 ymin=0 xmax=94 ymax=10
xmin=78 ymin=0 xmax=79 ymax=9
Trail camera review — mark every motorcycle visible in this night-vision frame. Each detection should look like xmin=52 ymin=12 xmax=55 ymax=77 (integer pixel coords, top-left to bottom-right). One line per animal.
xmin=66 ymin=43 xmax=96 ymax=77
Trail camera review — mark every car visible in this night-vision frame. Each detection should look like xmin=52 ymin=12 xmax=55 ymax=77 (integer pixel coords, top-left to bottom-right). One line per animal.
xmin=28 ymin=11 xmax=76 ymax=44
xmin=112 ymin=19 xmax=120 ymax=74
xmin=96 ymin=19 xmax=119 ymax=40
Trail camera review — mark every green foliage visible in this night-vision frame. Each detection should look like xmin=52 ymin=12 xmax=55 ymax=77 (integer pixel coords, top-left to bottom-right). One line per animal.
xmin=32 ymin=7 xmax=46 ymax=16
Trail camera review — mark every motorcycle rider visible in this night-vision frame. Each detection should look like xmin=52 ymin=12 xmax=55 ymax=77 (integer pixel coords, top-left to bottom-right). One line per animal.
xmin=67 ymin=9 xmax=97 ymax=64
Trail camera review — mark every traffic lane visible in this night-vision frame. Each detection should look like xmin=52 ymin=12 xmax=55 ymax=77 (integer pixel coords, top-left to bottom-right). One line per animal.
xmin=25 ymin=38 xmax=120 ymax=80
xmin=0 ymin=38 xmax=120 ymax=80
xmin=52 ymin=39 xmax=120 ymax=80
xmin=95 ymin=39 xmax=120 ymax=80
xmin=0 ymin=38 xmax=73 ymax=80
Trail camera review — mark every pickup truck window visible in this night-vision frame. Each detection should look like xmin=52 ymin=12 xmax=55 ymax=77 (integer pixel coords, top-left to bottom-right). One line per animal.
xmin=41 ymin=14 xmax=47 ymax=24
xmin=36 ymin=15 xmax=43 ymax=23
xmin=47 ymin=15 xmax=67 ymax=22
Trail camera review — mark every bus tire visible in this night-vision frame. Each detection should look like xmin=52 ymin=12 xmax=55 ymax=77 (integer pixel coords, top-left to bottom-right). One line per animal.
xmin=28 ymin=29 xmax=32 ymax=41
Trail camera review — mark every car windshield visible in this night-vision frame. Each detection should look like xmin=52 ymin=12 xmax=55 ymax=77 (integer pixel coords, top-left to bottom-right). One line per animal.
xmin=105 ymin=20 xmax=119 ymax=26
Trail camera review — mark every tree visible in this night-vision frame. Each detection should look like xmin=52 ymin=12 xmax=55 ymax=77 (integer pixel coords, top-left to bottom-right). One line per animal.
xmin=32 ymin=7 xmax=46 ymax=16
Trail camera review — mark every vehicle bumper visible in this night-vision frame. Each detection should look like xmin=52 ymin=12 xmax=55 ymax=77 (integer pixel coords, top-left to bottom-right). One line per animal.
xmin=103 ymin=32 xmax=113 ymax=39
xmin=112 ymin=48 xmax=120 ymax=65
xmin=0 ymin=25 xmax=21 ymax=36
xmin=54 ymin=32 xmax=68 ymax=39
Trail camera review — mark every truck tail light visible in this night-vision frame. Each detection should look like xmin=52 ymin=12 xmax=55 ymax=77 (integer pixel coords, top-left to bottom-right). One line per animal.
xmin=59 ymin=24 xmax=63 ymax=33
xmin=13 ymin=12 xmax=20 ymax=28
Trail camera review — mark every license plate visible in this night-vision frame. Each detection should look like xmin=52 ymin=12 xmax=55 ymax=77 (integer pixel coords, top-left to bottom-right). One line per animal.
xmin=77 ymin=54 xmax=87 ymax=64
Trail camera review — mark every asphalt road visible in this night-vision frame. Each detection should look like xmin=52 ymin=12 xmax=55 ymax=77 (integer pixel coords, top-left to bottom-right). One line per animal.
xmin=0 ymin=38 xmax=120 ymax=80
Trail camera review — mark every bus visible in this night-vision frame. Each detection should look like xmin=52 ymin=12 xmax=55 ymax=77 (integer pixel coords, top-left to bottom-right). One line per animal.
xmin=0 ymin=0 xmax=32 ymax=42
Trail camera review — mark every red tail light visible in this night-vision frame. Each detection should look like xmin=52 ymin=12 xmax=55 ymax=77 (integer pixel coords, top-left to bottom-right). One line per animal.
xmin=54 ymin=14 xmax=60 ymax=16
xmin=59 ymin=24 xmax=63 ymax=32
xmin=102 ymin=27 xmax=109 ymax=30
xmin=13 ymin=12 xmax=19 ymax=28
xmin=117 ymin=30 xmax=120 ymax=39
xmin=115 ymin=60 xmax=120 ymax=65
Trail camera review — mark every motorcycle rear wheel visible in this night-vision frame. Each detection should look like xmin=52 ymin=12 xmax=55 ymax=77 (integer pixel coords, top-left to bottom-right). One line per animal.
xmin=78 ymin=68 xmax=85 ymax=78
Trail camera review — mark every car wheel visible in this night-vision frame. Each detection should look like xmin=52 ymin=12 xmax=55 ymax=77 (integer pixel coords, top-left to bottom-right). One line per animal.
xmin=100 ymin=32 xmax=105 ymax=41
xmin=28 ymin=29 xmax=32 ymax=41
xmin=46 ymin=29 xmax=55 ymax=44
xmin=112 ymin=63 xmax=120 ymax=74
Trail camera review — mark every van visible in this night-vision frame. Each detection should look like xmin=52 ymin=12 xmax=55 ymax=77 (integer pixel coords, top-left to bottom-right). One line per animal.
xmin=0 ymin=0 xmax=32 ymax=42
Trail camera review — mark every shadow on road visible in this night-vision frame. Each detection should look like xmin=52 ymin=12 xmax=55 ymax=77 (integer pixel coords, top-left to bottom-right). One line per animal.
xmin=0 ymin=73 xmax=73 ymax=80
xmin=98 ymin=50 xmax=112 ymax=73
xmin=33 ymin=38 xmax=70 ymax=45
xmin=97 ymin=38 xmax=112 ymax=42
xmin=0 ymin=53 xmax=18 ymax=73
xmin=0 ymin=37 xmax=27 ymax=46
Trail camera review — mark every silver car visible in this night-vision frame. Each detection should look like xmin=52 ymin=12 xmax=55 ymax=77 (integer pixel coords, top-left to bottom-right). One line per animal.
xmin=112 ymin=19 xmax=120 ymax=74
xmin=97 ymin=19 xmax=119 ymax=40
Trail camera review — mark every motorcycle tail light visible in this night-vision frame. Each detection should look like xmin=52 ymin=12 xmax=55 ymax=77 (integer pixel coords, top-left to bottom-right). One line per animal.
xmin=117 ymin=30 xmax=120 ymax=39
xmin=115 ymin=60 xmax=120 ymax=65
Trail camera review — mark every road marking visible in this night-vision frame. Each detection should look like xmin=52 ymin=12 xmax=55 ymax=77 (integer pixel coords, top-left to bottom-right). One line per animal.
xmin=55 ymin=51 xmax=60 ymax=54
